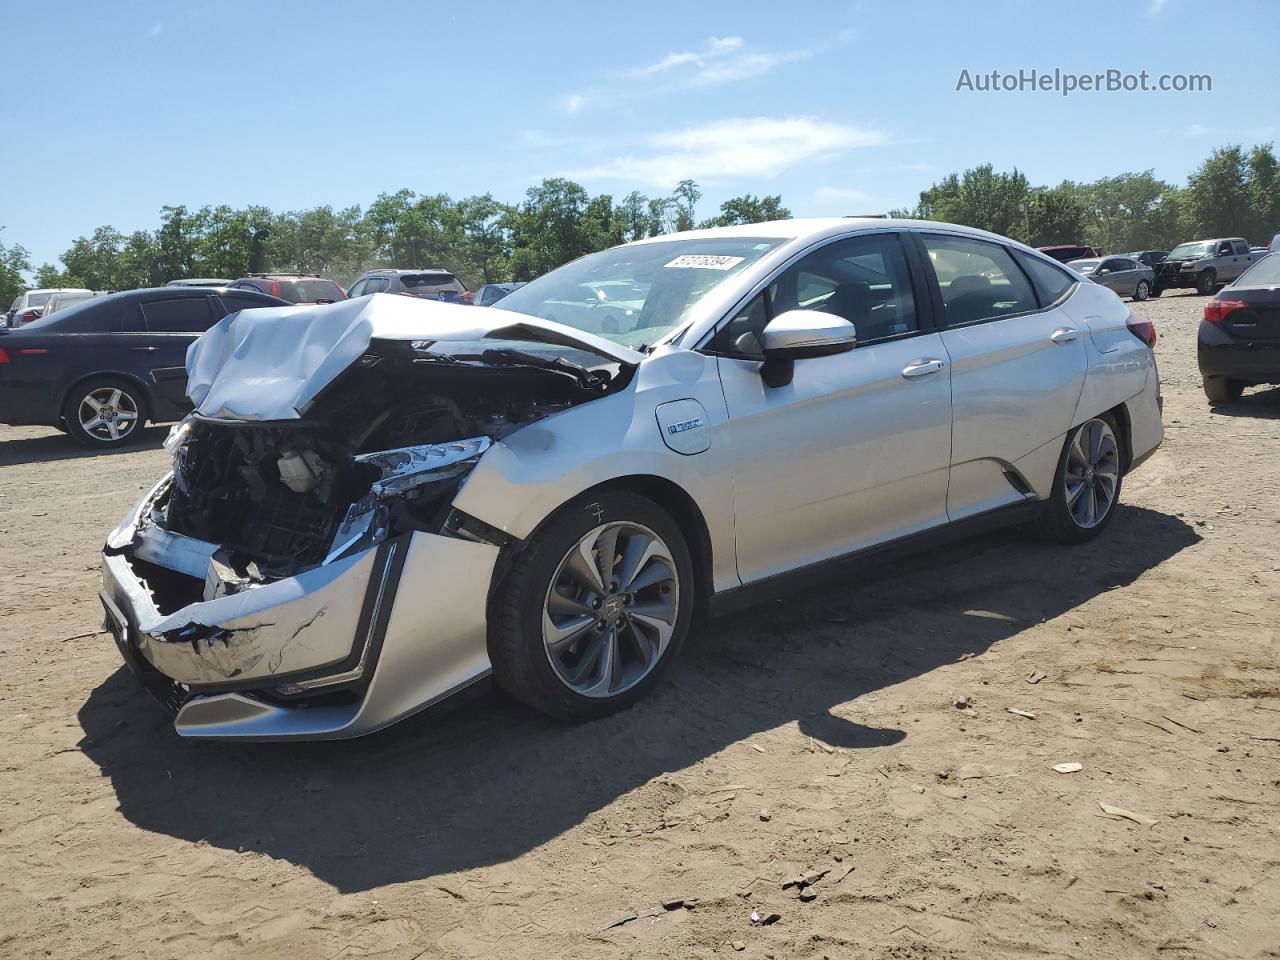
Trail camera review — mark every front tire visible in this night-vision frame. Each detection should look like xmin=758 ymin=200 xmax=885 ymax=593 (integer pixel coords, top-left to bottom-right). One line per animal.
xmin=62 ymin=378 xmax=148 ymax=448
xmin=1133 ymin=280 xmax=1150 ymax=301
xmin=1203 ymin=376 xmax=1245 ymax=404
xmin=489 ymin=490 xmax=694 ymax=721
xmin=1037 ymin=415 xmax=1124 ymax=544
xmin=1196 ymin=270 xmax=1217 ymax=295
xmin=1148 ymin=283 xmax=1162 ymax=298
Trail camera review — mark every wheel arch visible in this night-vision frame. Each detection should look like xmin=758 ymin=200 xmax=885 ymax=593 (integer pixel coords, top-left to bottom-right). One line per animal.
xmin=494 ymin=474 xmax=716 ymax=619
xmin=61 ymin=370 xmax=154 ymax=422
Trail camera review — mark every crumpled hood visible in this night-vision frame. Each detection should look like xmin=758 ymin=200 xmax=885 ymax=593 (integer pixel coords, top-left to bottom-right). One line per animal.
xmin=186 ymin=293 xmax=643 ymax=421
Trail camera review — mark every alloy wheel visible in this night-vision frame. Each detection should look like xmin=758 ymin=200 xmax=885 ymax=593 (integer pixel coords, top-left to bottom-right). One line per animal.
xmin=1064 ymin=418 xmax=1120 ymax=529
xmin=542 ymin=521 xmax=679 ymax=698
xmin=78 ymin=387 xmax=139 ymax=442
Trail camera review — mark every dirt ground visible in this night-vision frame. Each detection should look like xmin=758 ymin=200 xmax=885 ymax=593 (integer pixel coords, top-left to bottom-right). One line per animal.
xmin=1 ymin=290 xmax=1277 ymax=960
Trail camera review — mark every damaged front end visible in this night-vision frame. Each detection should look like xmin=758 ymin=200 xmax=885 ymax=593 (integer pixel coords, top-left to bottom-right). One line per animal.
xmin=101 ymin=330 xmax=628 ymax=738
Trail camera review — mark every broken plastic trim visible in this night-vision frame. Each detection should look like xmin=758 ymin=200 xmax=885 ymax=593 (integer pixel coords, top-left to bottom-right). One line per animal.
xmin=324 ymin=437 xmax=491 ymax=564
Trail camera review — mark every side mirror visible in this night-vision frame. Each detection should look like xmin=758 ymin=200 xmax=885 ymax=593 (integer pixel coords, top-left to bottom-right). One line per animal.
xmin=759 ymin=309 xmax=856 ymax=388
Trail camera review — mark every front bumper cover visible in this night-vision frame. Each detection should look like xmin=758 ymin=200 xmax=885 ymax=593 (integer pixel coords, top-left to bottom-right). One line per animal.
xmin=101 ymin=487 xmax=500 ymax=740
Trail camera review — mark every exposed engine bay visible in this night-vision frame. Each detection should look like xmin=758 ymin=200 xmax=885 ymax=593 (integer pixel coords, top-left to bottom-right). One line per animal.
xmin=142 ymin=338 xmax=627 ymax=594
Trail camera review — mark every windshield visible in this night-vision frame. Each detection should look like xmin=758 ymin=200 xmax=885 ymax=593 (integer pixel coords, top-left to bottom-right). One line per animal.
xmin=494 ymin=237 xmax=785 ymax=348
xmin=28 ymin=292 xmax=54 ymax=307
xmin=1069 ymin=259 xmax=1101 ymax=273
xmin=1168 ymin=242 xmax=1214 ymax=259
xmin=1236 ymin=253 xmax=1280 ymax=287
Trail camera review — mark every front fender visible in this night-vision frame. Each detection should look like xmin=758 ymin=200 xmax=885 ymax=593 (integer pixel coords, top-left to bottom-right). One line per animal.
xmin=450 ymin=349 xmax=741 ymax=593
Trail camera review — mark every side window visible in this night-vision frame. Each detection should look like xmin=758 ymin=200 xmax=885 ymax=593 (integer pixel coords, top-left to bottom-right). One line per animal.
xmin=712 ymin=291 xmax=771 ymax=356
xmin=119 ymin=304 xmax=147 ymax=332
xmin=141 ymin=298 xmax=215 ymax=333
xmin=1013 ymin=251 xmax=1078 ymax=305
xmin=1216 ymin=241 xmax=1232 ymax=256
xmin=218 ymin=294 xmax=274 ymax=315
xmin=347 ymin=279 xmax=367 ymax=297
xmin=921 ymin=234 xmax=1037 ymax=327
xmin=776 ymin=233 xmax=918 ymax=342
xmin=365 ymin=277 xmax=391 ymax=294
xmin=1231 ymin=240 xmax=1249 ymax=256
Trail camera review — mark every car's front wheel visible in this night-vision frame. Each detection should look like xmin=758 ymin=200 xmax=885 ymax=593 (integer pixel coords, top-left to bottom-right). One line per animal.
xmin=1133 ymin=280 xmax=1150 ymax=301
xmin=1038 ymin=415 xmax=1124 ymax=544
xmin=489 ymin=490 xmax=694 ymax=721
xmin=62 ymin=378 xmax=148 ymax=448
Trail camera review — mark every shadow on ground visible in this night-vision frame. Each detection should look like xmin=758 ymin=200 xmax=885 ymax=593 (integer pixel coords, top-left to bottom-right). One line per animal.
xmin=0 ymin=425 xmax=167 ymax=466
xmin=1212 ymin=385 xmax=1280 ymax=420
xmin=78 ymin=504 xmax=1197 ymax=892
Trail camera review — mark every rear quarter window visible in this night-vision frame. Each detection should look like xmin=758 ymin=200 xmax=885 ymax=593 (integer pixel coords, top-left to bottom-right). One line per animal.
xmin=1013 ymin=251 xmax=1079 ymax=305
xmin=141 ymin=297 xmax=216 ymax=333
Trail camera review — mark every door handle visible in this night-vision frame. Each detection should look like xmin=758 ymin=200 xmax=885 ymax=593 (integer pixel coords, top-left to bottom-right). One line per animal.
xmin=1050 ymin=327 xmax=1080 ymax=344
xmin=901 ymin=358 xmax=946 ymax=379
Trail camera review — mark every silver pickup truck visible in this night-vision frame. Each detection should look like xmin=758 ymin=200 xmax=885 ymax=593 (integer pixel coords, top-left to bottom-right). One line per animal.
xmin=1155 ymin=237 xmax=1264 ymax=295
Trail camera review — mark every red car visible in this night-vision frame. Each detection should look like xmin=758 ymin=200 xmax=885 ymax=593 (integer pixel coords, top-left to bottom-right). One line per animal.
xmin=227 ymin=274 xmax=347 ymax=304
xmin=1038 ymin=244 xmax=1100 ymax=264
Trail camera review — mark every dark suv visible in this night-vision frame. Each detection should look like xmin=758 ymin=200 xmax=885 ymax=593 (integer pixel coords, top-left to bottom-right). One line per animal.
xmin=1038 ymin=244 xmax=1100 ymax=264
xmin=347 ymin=269 xmax=471 ymax=303
xmin=228 ymin=274 xmax=347 ymax=304
xmin=0 ymin=286 xmax=287 ymax=447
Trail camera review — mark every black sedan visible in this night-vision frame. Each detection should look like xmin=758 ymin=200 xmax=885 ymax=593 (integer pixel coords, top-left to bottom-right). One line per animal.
xmin=0 ymin=286 xmax=288 ymax=446
xmin=1198 ymin=254 xmax=1280 ymax=404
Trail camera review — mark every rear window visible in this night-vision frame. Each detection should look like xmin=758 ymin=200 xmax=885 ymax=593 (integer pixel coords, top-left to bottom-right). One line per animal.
xmin=402 ymin=274 xmax=460 ymax=290
xmin=28 ymin=292 xmax=54 ymax=307
xmin=277 ymin=280 xmax=345 ymax=303
xmin=219 ymin=294 xmax=280 ymax=315
xmin=1235 ymin=253 xmax=1280 ymax=287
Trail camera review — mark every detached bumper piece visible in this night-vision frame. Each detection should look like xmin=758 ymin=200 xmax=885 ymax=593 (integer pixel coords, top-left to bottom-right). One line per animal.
xmin=102 ymin=527 xmax=499 ymax=741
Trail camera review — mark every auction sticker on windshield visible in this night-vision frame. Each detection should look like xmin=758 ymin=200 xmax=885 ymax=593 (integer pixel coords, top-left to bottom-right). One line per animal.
xmin=664 ymin=255 xmax=745 ymax=270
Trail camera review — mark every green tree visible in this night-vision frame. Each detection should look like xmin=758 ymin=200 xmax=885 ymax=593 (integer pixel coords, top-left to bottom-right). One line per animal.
xmin=619 ymin=191 xmax=650 ymax=242
xmin=1183 ymin=145 xmax=1252 ymax=240
xmin=901 ymin=165 xmax=1031 ymax=240
xmin=672 ymin=179 xmax=702 ymax=232
xmin=1023 ymin=183 xmax=1087 ymax=247
xmin=701 ymin=193 xmax=791 ymax=227
xmin=507 ymin=178 xmax=597 ymax=280
xmin=0 ymin=232 xmax=32 ymax=307
xmin=1076 ymin=172 xmax=1177 ymax=252
xmin=1244 ymin=143 xmax=1279 ymax=243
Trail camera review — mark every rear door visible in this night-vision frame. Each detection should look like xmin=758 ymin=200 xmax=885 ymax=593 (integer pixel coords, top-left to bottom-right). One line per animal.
xmin=915 ymin=232 xmax=1088 ymax=521
xmin=138 ymin=295 xmax=221 ymax=415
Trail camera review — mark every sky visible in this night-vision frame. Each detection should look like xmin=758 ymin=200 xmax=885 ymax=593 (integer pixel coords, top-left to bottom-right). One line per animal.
xmin=1 ymin=0 xmax=1277 ymax=271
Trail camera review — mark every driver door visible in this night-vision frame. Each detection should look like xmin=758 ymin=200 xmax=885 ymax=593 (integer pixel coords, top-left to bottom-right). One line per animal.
xmin=710 ymin=232 xmax=953 ymax=584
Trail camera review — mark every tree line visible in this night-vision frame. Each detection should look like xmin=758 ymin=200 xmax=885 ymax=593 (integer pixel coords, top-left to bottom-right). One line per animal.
xmin=891 ymin=142 xmax=1279 ymax=254
xmin=2 ymin=141 xmax=1275 ymax=310
xmin=0 ymin=180 xmax=787 ymax=307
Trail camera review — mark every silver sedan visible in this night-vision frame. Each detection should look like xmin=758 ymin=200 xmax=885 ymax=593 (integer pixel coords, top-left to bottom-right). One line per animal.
xmin=1069 ymin=256 xmax=1156 ymax=301
xmin=100 ymin=218 xmax=1163 ymax=740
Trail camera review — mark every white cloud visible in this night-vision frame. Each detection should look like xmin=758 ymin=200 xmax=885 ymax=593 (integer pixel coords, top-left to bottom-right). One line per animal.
xmin=814 ymin=186 xmax=878 ymax=206
xmin=1147 ymin=0 xmax=1170 ymax=15
xmin=561 ymin=34 xmax=828 ymax=113
xmin=566 ymin=116 xmax=888 ymax=188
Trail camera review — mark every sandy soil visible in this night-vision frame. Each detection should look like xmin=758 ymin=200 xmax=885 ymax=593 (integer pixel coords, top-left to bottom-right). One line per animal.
xmin=1 ymin=290 xmax=1277 ymax=960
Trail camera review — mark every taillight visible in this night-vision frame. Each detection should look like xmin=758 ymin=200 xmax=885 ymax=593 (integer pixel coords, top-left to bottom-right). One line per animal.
xmin=462 ymin=290 xmax=474 ymax=303
xmin=0 ymin=347 xmax=9 ymax=364
xmin=269 ymin=281 xmax=281 ymax=298
xmin=18 ymin=309 xmax=39 ymax=325
xmin=1203 ymin=298 xmax=1248 ymax=325
xmin=1126 ymin=313 xmax=1157 ymax=347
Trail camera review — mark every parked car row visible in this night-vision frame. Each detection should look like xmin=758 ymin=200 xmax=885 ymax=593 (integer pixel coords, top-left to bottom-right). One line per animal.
xmin=1038 ymin=235 xmax=1270 ymax=299
xmin=4 ymin=287 xmax=99 ymax=327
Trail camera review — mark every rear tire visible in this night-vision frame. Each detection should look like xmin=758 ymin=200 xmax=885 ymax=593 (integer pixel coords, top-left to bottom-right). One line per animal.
xmin=1133 ymin=280 xmax=1150 ymax=301
xmin=62 ymin=377 xmax=148 ymax=448
xmin=1203 ymin=376 xmax=1245 ymax=404
xmin=1037 ymin=414 xmax=1124 ymax=545
xmin=489 ymin=490 xmax=694 ymax=721
xmin=1195 ymin=270 xmax=1216 ymax=295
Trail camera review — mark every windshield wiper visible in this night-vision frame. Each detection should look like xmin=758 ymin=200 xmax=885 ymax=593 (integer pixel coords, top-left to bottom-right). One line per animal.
xmin=479 ymin=348 xmax=610 ymax=391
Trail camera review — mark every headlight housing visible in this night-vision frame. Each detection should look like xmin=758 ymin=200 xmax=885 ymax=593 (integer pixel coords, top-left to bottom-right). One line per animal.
xmin=324 ymin=437 xmax=491 ymax=563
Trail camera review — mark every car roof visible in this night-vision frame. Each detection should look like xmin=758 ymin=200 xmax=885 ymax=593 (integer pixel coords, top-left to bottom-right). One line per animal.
xmin=362 ymin=268 xmax=454 ymax=276
xmin=240 ymin=273 xmax=331 ymax=281
xmin=628 ymin=216 xmax=1039 ymax=249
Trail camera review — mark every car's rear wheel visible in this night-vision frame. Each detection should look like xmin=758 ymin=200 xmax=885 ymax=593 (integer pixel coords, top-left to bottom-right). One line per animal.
xmin=1133 ymin=280 xmax=1150 ymax=301
xmin=489 ymin=490 xmax=693 ymax=721
xmin=62 ymin=378 xmax=148 ymax=448
xmin=1203 ymin=376 xmax=1245 ymax=404
xmin=1196 ymin=270 xmax=1217 ymax=295
xmin=1037 ymin=415 xmax=1124 ymax=544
